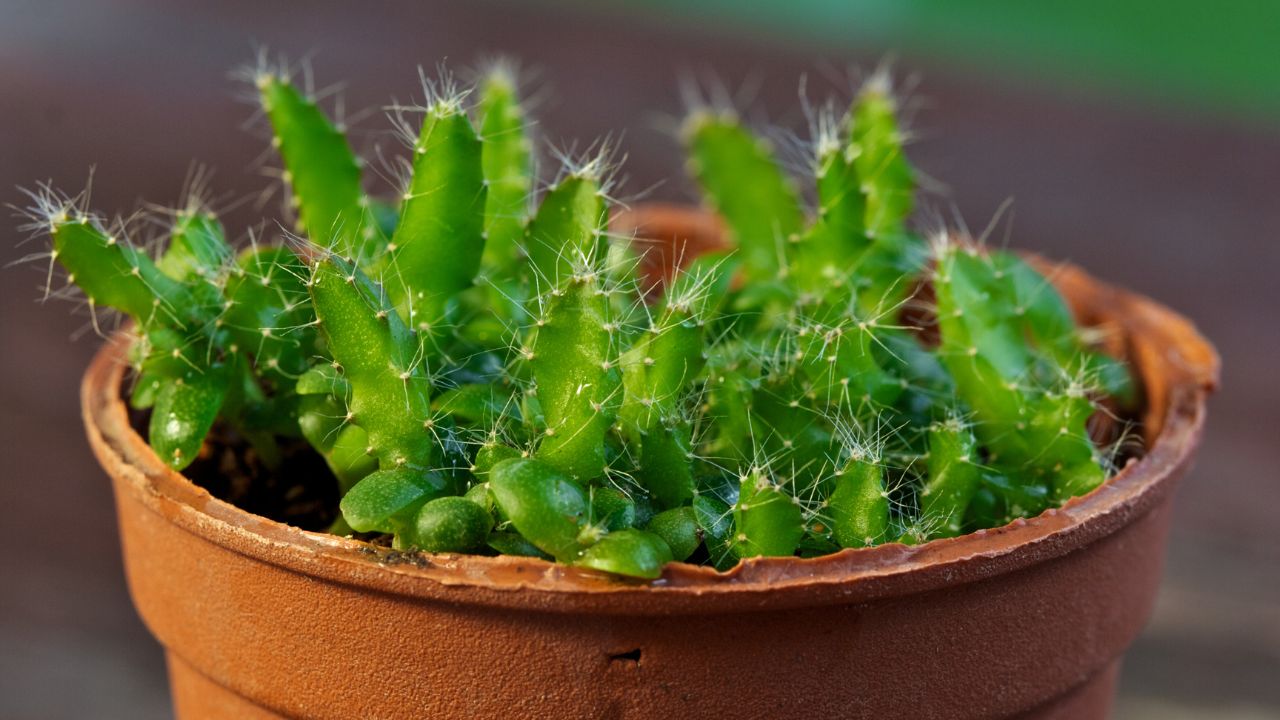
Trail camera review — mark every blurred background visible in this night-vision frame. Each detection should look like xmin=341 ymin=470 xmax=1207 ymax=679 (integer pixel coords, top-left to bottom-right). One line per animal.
xmin=1 ymin=1 xmax=1276 ymax=717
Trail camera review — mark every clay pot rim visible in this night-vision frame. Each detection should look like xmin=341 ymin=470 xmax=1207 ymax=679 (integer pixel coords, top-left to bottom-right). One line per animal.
xmin=81 ymin=208 xmax=1218 ymax=616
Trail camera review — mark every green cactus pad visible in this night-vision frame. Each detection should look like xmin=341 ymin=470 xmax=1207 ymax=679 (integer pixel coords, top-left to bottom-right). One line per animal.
xmin=339 ymin=467 xmax=449 ymax=534
xmin=488 ymin=457 xmax=590 ymax=561
xmin=645 ymin=506 xmax=701 ymax=562
xmin=408 ymin=496 xmax=494 ymax=553
xmin=524 ymin=175 xmax=608 ymax=288
xmin=478 ymin=67 xmax=532 ymax=272
xmin=574 ymin=529 xmax=673 ymax=579
xmin=920 ymin=420 xmax=981 ymax=538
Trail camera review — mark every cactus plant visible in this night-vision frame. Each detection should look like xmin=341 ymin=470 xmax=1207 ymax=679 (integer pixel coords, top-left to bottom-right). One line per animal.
xmin=17 ymin=59 xmax=1134 ymax=580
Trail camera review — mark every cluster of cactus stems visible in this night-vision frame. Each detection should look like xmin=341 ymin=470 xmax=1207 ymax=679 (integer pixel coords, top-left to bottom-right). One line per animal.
xmin=19 ymin=58 xmax=1134 ymax=579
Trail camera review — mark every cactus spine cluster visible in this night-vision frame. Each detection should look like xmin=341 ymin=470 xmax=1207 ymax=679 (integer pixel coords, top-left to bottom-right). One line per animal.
xmin=21 ymin=59 xmax=1132 ymax=579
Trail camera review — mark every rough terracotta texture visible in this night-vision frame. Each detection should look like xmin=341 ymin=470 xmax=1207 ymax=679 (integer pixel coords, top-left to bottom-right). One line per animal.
xmin=82 ymin=207 xmax=1217 ymax=719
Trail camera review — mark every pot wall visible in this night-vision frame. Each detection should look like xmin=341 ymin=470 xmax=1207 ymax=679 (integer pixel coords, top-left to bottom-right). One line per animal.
xmin=112 ymin=450 xmax=1163 ymax=719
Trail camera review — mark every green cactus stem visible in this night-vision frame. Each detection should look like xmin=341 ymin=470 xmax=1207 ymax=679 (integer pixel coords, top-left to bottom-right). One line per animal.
xmin=308 ymin=254 xmax=437 ymax=472
xmin=827 ymin=454 xmax=890 ymax=549
xmin=850 ymin=74 xmax=914 ymax=242
xmin=645 ymin=506 xmax=700 ymax=561
xmin=618 ymin=265 xmax=715 ymax=507
xmin=50 ymin=216 xmax=197 ymax=331
xmin=526 ymin=278 xmax=621 ymax=481
xmin=524 ymin=168 xmax=608 ymax=290
xmin=575 ymin=528 xmax=673 ymax=579
xmin=339 ymin=466 xmax=450 ymax=542
xmin=408 ymin=496 xmax=494 ymax=552
xmin=157 ymin=211 xmax=232 ymax=283
xmin=683 ymin=112 xmax=803 ymax=282
xmin=919 ymin=418 xmax=980 ymax=538
xmin=148 ymin=362 xmax=232 ymax=470
xmin=732 ymin=468 xmax=805 ymax=558
xmin=933 ymin=242 xmax=1105 ymax=507
xmin=477 ymin=64 xmax=533 ymax=278
xmin=383 ymin=92 xmax=487 ymax=338
xmin=257 ymin=73 xmax=376 ymax=261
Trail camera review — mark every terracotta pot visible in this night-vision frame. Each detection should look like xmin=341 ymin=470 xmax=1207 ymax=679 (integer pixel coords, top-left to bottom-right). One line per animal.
xmin=82 ymin=205 xmax=1218 ymax=720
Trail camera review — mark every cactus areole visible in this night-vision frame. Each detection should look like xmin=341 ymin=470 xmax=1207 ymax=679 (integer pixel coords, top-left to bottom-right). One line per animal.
xmin=25 ymin=54 xmax=1217 ymax=718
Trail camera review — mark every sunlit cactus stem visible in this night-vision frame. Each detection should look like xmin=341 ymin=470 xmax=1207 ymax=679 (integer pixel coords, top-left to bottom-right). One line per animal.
xmin=683 ymin=111 xmax=803 ymax=283
xmin=383 ymin=89 xmax=487 ymax=342
xmin=307 ymin=254 xmax=436 ymax=472
xmin=257 ymin=72 xmax=378 ymax=262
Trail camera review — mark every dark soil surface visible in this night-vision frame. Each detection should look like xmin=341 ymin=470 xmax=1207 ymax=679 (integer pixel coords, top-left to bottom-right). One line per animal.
xmin=128 ymin=405 xmax=342 ymax=532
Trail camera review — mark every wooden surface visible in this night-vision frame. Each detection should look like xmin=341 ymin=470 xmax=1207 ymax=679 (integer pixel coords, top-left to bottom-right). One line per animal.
xmin=0 ymin=0 xmax=1276 ymax=717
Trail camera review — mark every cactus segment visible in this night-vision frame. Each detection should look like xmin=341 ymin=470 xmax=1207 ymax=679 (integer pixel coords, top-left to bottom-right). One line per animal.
xmin=645 ymin=506 xmax=700 ymax=561
xmin=473 ymin=442 xmax=522 ymax=478
xmin=632 ymin=425 xmax=696 ymax=509
xmin=934 ymin=244 xmax=1106 ymax=506
xmin=338 ymin=467 xmax=450 ymax=535
xmin=1000 ymin=252 xmax=1135 ymax=402
xmin=223 ymin=246 xmax=315 ymax=381
xmin=1028 ymin=393 xmax=1105 ymax=501
xmin=828 ymin=457 xmax=890 ymax=549
xmin=621 ymin=290 xmax=708 ymax=432
xmin=524 ymin=175 xmax=607 ymax=288
xmin=920 ymin=419 xmax=980 ymax=538
xmin=308 ymin=255 xmax=436 ymax=471
xmin=478 ymin=67 xmax=532 ymax=273
xmin=385 ymin=105 xmax=487 ymax=332
xmin=850 ymin=81 xmax=913 ymax=240
xmin=527 ymin=280 xmax=620 ymax=481
xmin=488 ymin=457 xmax=589 ymax=561
xmin=793 ymin=309 xmax=902 ymax=411
xmin=591 ymin=486 xmax=637 ymax=532
xmin=619 ymin=273 xmax=711 ymax=506
xmin=968 ymin=472 xmax=1052 ymax=526
xmin=51 ymin=218 xmax=194 ymax=328
xmin=148 ymin=362 xmax=232 ymax=470
xmin=590 ymin=486 xmax=637 ymax=533
xmin=296 ymin=392 xmax=376 ymax=492
xmin=684 ymin=114 xmax=803 ymax=281
xmin=732 ymin=470 xmax=804 ymax=558
xmin=936 ymin=248 xmax=1033 ymax=378
xmin=574 ymin=529 xmax=673 ymax=579
xmin=258 ymin=76 xmax=374 ymax=260
xmin=692 ymin=493 xmax=736 ymax=570
xmin=157 ymin=212 xmax=232 ymax=283
xmin=793 ymin=139 xmax=868 ymax=294
xmin=408 ymin=496 xmax=494 ymax=552
xmin=130 ymin=371 xmax=164 ymax=409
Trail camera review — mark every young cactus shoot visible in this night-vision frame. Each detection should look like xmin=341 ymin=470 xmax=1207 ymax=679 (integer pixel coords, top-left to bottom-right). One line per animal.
xmin=18 ymin=58 xmax=1134 ymax=580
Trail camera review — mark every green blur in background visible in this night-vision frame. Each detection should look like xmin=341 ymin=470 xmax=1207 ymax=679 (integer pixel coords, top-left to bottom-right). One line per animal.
xmin=599 ymin=0 xmax=1280 ymax=123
